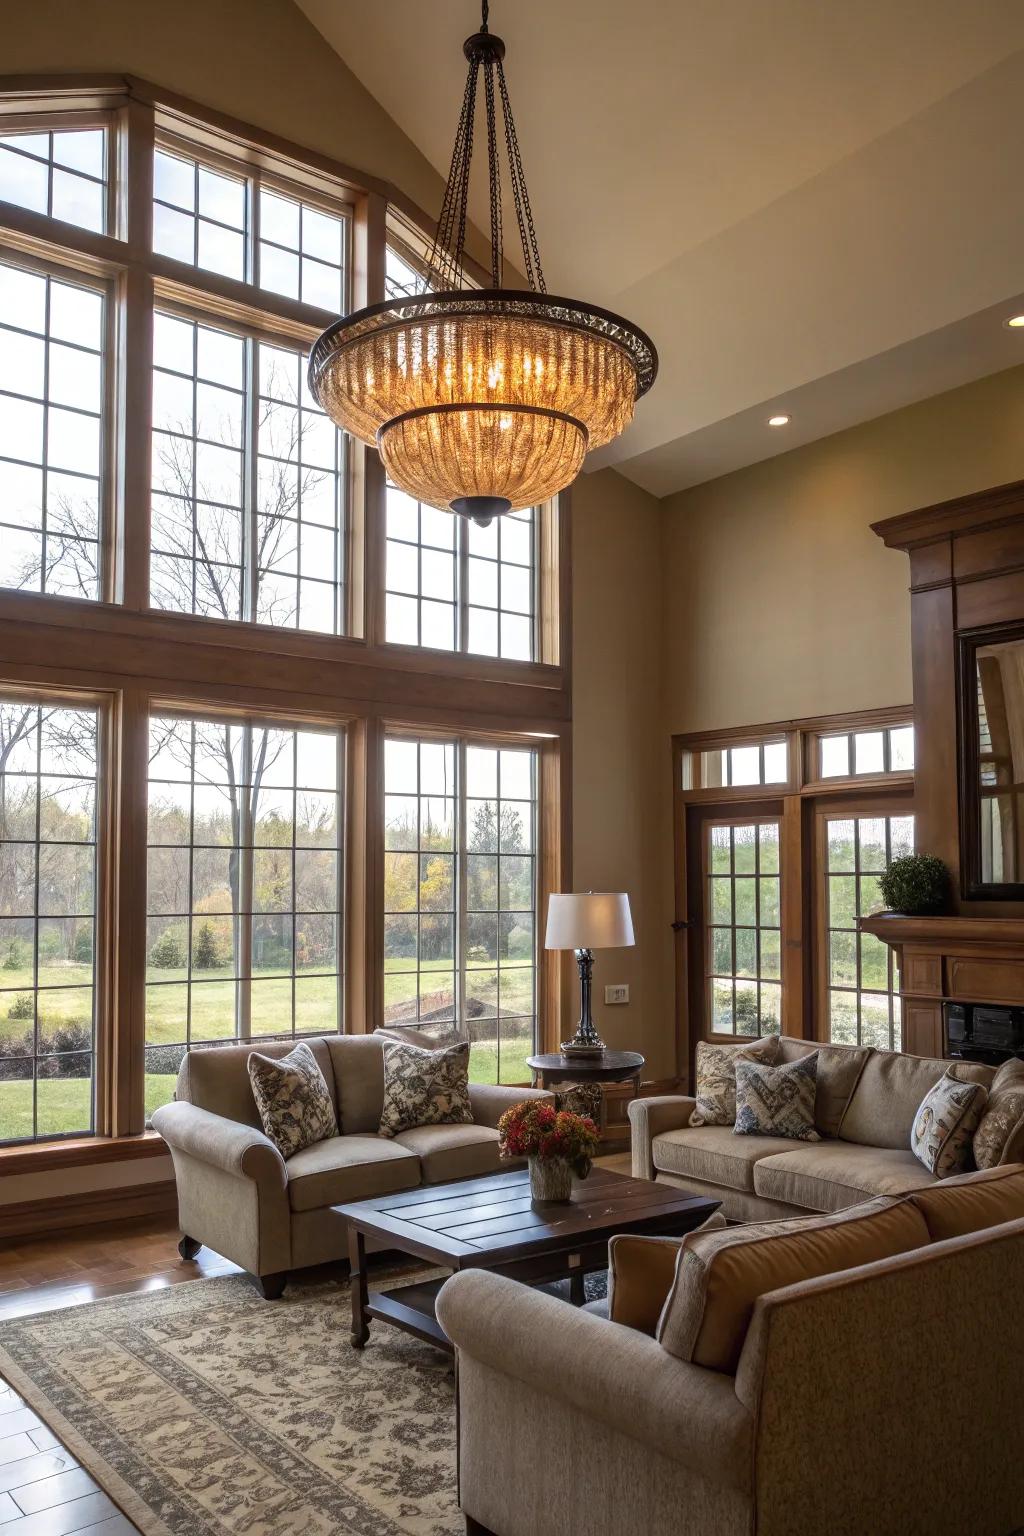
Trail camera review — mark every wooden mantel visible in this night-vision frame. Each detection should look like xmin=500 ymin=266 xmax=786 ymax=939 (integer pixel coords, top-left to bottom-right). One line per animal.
xmin=860 ymin=913 xmax=1024 ymax=1057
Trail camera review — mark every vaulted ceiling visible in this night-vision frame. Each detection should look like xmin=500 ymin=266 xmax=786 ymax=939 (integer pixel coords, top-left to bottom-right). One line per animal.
xmin=297 ymin=0 xmax=1024 ymax=495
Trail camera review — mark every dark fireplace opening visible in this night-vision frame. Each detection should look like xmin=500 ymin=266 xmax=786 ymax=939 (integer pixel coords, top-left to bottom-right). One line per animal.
xmin=945 ymin=1002 xmax=1024 ymax=1065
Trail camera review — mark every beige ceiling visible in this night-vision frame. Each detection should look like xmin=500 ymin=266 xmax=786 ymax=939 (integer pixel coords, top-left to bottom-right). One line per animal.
xmin=297 ymin=0 xmax=1024 ymax=495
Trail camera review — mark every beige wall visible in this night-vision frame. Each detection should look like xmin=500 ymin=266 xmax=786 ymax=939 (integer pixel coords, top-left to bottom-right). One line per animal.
xmin=571 ymin=470 xmax=675 ymax=1079
xmin=664 ymin=363 xmax=1024 ymax=734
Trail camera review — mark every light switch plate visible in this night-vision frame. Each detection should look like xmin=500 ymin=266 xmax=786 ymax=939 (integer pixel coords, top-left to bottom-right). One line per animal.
xmin=605 ymin=984 xmax=629 ymax=1005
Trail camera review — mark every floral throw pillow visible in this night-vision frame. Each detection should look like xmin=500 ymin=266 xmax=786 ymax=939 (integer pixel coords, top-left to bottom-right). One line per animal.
xmin=911 ymin=1069 xmax=988 ymax=1178
xmin=972 ymin=1058 xmax=1024 ymax=1170
xmin=734 ymin=1054 xmax=821 ymax=1142
xmin=247 ymin=1041 xmax=338 ymax=1160
xmin=378 ymin=1038 xmax=474 ymax=1138
xmin=689 ymin=1036 xmax=781 ymax=1127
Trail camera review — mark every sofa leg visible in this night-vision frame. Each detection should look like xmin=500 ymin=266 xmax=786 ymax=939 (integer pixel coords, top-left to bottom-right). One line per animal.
xmin=255 ymin=1271 xmax=288 ymax=1301
xmin=177 ymin=1235 xmax=201 ymax=1261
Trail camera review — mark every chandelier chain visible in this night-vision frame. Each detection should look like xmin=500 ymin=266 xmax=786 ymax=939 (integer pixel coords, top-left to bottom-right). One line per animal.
xmin=483 ymin=57 xmax=503 ymax=287
xmin=496 ymin=59 xmax=546 ymax=294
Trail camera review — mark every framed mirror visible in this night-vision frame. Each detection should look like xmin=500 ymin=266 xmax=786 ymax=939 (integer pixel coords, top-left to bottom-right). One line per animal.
xmin=959 ymin=624 xmax=1024 ymax=898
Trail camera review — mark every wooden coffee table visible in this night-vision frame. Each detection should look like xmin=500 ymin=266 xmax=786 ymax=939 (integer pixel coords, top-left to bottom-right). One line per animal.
xmin=334 ymin=1166 xmax=719 ymax=1353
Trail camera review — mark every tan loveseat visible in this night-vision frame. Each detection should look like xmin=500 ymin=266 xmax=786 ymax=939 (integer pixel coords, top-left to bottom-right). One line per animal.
xmin=629 ymin=1034 xmax=1020 ymax=1221
xmin=438 ymin=1166 xmax=1024 ymax=1536
xmin=151 ymin=1034 xmax=548 ymax=1296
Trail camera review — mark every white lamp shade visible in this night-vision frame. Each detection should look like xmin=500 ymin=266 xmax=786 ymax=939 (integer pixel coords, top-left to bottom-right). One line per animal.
xmin=545 ymin=892 xmax=635 ymax=950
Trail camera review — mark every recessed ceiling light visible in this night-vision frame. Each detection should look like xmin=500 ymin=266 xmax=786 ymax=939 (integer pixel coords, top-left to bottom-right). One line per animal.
xmin=1006 ymin=315 xmax=1024 ymax=329
xmin=768 ymin=414 xmax=790 ymax=427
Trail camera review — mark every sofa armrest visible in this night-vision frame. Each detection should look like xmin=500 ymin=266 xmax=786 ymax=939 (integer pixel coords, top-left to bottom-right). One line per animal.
xmin=628 ymin=1093 xmax=697 ymax=1178
xmin=468 ymin=1081 xmax=552 ymax=1129
xmin=436 ymin=1268 xmax=751 ymax=1490
xmin=151 ymin=1101 xmax=287 ymax=1188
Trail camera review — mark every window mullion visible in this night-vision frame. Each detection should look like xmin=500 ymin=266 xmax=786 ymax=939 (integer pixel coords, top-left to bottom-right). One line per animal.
xmin=457 ymin=520 xmax=469 ymax=654
xmin=236 ymin=725 xmax=254 ymax=1042
xmin=457 ymin=738 xmax=468 ymax=1047
xmin=244 ymin=336 xmax=258 ymax=623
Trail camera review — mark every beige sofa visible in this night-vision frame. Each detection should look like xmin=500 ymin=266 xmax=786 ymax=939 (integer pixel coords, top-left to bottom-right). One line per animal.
xmin=629 ymin=1034 xmax=1021 ymax=1221
xmin=438 ymin=1167 xmax=1024 ymax=1536
xmin=151 ymin=1034 xmax=548 ymax=1297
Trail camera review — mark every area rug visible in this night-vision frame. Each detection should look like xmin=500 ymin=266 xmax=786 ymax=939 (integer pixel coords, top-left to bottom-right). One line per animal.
xmin=0 ymin=1267 xmax=608 ymax=1536
xmin=0 ymin=1269 xmax=462 ymax=1536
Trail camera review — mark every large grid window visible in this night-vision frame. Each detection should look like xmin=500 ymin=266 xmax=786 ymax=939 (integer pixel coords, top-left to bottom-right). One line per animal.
xmin=0 ymin=259 xmax=104 ymax=600
xmin=153 ymin=148 xmax=247 ymax=281
xmin=0 ymin=700 xmax=98 ymax=1145
xmin=706 ymin=821 xmax=781 ymax=1037
xmin=701 ymin=740 xmax=787 ymax=789
xmin=383 ymin=736 xmax=537 ymax=1083
xmin=384 ymin=244 xmax=420 ymax=301
xmin=145 ymin=714 xmax=344 ymax=1120
xmin=0 ymin=127 xmax=107 ymax=233
xmin=385 ymin=482 xmax=536 ymax=660
xmin=824 ymin=812 xmax=913 ymax=1049
xmin=150 ymin=312 xmax=346 ymax=632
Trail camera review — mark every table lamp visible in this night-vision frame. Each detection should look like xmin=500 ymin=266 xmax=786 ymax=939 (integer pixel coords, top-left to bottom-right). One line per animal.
xmin=545 ymin=891 xmax=635 ymax=1057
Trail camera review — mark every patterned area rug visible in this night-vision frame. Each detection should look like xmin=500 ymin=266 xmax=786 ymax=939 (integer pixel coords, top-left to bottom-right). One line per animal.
xmin=0 ymin=1267 xmax=608 ymax=1536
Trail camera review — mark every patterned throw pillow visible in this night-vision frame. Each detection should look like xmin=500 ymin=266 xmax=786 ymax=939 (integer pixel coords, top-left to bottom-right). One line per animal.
xmin=247 ymin=1041 xmax=338 ymax=1160
xmin=972 ymin=1058 xmax=1024 ymax=1170
xmin=378 ymin=1038 xmax=474 ymax=1138
xmin=689 ymin=1036 xmax=780 ymax=1127
xmin=911 ymin=1069 xmax=988 ymax=1178
xmin=733 ymin=1054 xmax=821 ymax=1141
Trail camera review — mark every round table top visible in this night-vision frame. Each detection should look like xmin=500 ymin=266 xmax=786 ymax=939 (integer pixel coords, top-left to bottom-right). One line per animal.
xmin=526 ymin=1050 xmax=645 ymax=1078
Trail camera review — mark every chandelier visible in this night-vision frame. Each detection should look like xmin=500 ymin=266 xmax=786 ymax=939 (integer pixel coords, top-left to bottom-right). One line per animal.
xmin=308 ymin=1 xmax=657 ymax=526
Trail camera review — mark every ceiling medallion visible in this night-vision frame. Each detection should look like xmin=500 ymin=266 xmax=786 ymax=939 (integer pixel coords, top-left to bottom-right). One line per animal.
xmin=309 ymin=1 xmax=658 ymax=526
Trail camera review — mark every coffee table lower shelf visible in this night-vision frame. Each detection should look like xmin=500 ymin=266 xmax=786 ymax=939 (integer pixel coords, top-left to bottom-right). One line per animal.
xmin=367 ymin=1278 xmax=450 ymax=1351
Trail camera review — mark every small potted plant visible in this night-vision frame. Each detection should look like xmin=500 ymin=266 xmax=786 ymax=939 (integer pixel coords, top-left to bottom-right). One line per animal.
xmin=879 ymin=853 xmax=949 ymax=916
xmin=497 ymin=1100 xmax=599 ymax=1204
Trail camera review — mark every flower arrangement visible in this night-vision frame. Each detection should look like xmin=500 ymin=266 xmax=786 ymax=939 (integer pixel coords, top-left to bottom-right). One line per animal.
xmin=498 ymin=1100 xmax=599 ymax=1184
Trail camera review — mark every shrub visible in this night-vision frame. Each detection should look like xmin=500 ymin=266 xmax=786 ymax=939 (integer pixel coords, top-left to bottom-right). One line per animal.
xmin=149 ymin=928 xmax=185 ymax=969
xmin=7 ymin=994 xmax=34 ymax=1020
xmin=879 ymin=853 xmax=949 ymax=916
xmin=37 ymin=1018 xmax=92 ymax=1058
xmin=2 ymin=940 xmax=26 ymax=971
xmin=0 ymin=1028 xmax=32 ymax=1080
xmin=192 ymin=921 xmax=223 ymax=970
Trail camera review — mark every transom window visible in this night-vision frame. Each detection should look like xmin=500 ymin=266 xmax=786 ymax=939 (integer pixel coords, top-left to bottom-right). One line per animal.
xmin=385 ymin=482 xmax=536 ymax=660
xmin=705 ymin=820 xmax=781 ymax=1037
xmin=0 ymin=698 xmax=99 ymax=1145
xmin=819 ymin=724 xmax=914 ymax=779
xmin=700 ymin=739 xmax=787 ymax=789
xmin=145 ymin=714 xmax=344 ymax=1120
xmin=383 ymin=736 xmax=537 ymax=1083
xmin=0 ymin=259 xmax=105 ymax=600
xmin=0 ymin=127 xmax=108 ymax=233
xmin=150 ymin=311 xmax=346 ymax=632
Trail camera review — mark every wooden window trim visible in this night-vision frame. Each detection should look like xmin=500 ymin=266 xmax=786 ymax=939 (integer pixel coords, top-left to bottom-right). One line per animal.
xmin=0 ymin=73 xmax=572 ymax=1160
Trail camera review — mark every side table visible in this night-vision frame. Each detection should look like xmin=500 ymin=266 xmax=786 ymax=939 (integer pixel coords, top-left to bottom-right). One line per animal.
xmin=526 ymin=1051 xmax=646 ymax=1144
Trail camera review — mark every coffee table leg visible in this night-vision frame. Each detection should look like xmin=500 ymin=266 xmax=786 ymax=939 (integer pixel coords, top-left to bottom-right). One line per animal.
xmin=348 ymin=1226 xmax=370 ymax=1348
xmin=569 ymin=1270 xmax=585 ymax=1306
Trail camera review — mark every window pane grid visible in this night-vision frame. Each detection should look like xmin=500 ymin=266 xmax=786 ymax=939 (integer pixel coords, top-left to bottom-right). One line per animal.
xmin=0 ymin=700 xmax=98 ymax=1146
xmin=385 ymin=481 xmax=537 ymax=660
xmin=258 ymin=188 xmax=346 ymax=313
xmin=0 ymin=128 xmax=107 ymax=233
xmin=706 ymin=821 xmax=781 ymax=1038
xmin=0 ymin=259 xmax=104 ymax=600
xmin=145 ymin=715 xmax=344 ymax=1122
xmin=384 ymin=736 xmax=537 ymax=1083
xmin=700 ymin=739 xmax=787 ymax=789
xmin=825 ymin=812 xmax=914 ymax=1049
xmin=384 ymin=244 xmax=421 ymax=301
xmin=820 ymin=725 xmax=914 ymax=780
xmin=150 ymin=311 xmax=346 ymax=633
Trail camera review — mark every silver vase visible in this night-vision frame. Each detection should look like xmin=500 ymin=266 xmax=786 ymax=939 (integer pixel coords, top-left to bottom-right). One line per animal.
xmin=529 ymin=1155 xmax=573 ymax=1203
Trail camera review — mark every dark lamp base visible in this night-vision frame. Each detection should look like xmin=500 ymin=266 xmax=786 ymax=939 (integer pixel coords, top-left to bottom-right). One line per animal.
xmin=450 ymin=495 xmax=512 ymax=527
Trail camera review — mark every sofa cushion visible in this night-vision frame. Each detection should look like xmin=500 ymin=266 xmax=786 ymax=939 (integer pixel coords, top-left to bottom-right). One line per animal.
xmin=974 ymin=1059 xmax=1024 ymax=1170
xmin=909 ymin=1163 xmax=1024 ymax=1241
xmin=325 ymin=1035 xmax=386 ymax=1134
xmin=179 ymin=1036 xmax=337 ymax=1128
xmin=248 ymin=1041 xmax=338 ymax=1160
xmin=658 ymin=1195 xmax=930 ymax=1373
xmin=285 ymin=1134 xmax=420 ymax=1212
xmin=838 ymin=1048 xmax=993 ymax=1150
xmin=608 ymin=1214 xmax=728 ymax=1336
xmin=777 ymin=1036 xmax=870 ymax=1137
xmin=734 ymin=1055 xmax=820 ymax=1142
xmin=753 ymin=1142 xmax=938 ymax=1213
xmin=689 ymin=1036 xmax=781 ymax=1127
xmin=910 ymin=1068 xmax=988 ymax=1177
xmin=394 ymin=1122 xmax=503 ymax=1183
xmin=653 ymin=1125 xmax=809 ymax=1193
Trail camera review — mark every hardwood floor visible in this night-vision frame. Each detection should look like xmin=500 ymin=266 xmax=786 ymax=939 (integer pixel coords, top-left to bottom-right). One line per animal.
xmin=0 ymin=1150 xmax=632 ymax=1536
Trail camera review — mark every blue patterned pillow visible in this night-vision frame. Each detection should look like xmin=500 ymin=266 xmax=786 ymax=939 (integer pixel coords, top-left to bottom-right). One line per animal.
xmin=733 ymin=1054 xmax=821 ymax=1142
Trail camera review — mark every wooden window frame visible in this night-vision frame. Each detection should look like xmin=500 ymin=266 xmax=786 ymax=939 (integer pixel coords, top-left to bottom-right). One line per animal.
xmin=0 ymin=75 xmax=573 ymax=1165
xmin=696 ymin=808 xmax=785 ymax=1045
xmin=672 ymin=705 xmax=914 ymax=1086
